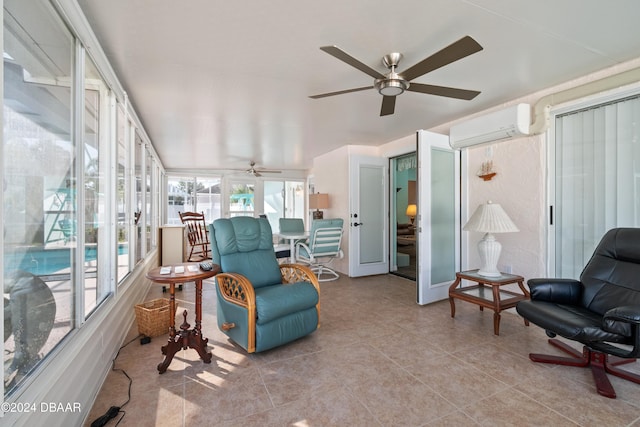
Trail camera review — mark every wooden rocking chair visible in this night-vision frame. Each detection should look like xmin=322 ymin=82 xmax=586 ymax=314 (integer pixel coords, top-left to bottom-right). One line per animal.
xmin=179 ymin=211 xmax=211 ymax=261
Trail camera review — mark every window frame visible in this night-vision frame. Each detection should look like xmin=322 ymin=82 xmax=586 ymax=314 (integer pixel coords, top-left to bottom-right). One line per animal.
xmin=263 ymin=178 xmax=306 ymax=232
xmin=1 ymin=1 xmax=165 ymax=399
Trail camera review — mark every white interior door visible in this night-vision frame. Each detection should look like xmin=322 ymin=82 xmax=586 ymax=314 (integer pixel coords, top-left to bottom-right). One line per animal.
xmin=417 ymin=130 xmax=461 ymax=304
xmin=349 ymin=155 xmax=389 ymax=277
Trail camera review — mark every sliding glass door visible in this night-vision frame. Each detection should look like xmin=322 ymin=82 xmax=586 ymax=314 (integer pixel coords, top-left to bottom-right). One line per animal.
xmin=552 ymin=93 xmax=640 ymax=278
xmin=263 ymin=180 xmax=305 ymax=232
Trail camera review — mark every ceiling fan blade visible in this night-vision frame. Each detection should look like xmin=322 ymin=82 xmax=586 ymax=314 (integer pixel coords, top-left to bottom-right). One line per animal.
xmin=407 ymin=83 xmax=480 ymax=100
xmin=258 ymin=170 xmax=281 ymax=174
xmin=309 ymin=86 xmax=373 ymax=99
xmin=401 ymin=36 xmax=483 ymax=82
xmin=320 ymin=46 xmax=385 ymax=79
xmin=380 ymin=96 xmax=396 ymax=116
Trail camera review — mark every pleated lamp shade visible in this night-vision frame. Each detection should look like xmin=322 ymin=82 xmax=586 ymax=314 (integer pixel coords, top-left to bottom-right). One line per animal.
xmin=463 ymin=201 xmax=519 ymax=233
xmin=463 ymin=201 xmax=518 ymax=277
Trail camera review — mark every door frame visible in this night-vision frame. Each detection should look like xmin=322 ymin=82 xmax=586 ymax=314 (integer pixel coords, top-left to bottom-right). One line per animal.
xmin=348 ymin=154 xmax=389 ymax=277
xmin=389 ymin=152 xmax=418 ymax=279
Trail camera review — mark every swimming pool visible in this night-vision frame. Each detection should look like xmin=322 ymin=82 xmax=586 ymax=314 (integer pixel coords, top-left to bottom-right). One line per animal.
xmin=4 ymin=244 xmax=129 ymax=276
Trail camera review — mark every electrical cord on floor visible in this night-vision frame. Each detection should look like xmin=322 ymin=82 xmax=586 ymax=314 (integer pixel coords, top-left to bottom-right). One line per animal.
xmin=90 ymin=334 xmax=143 ymax=427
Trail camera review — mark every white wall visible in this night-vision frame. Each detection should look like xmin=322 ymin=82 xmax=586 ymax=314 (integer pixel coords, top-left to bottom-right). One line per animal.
xmin=378 ymin=134 xmax=416 ymax=159
xmin=311 ymin=146 xmax=350 ymax=274
xmin=311 ymin=145 xmax=381 ymax=275
xmin=462 ymin=135 xmax=545 ymax=280
xmin=311 ymin=137 xmax=418 ymax=276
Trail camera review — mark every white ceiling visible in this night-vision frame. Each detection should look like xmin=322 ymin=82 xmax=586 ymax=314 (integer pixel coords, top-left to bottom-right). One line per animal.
xmin=77 ymin=0 xmax=640 ymax=172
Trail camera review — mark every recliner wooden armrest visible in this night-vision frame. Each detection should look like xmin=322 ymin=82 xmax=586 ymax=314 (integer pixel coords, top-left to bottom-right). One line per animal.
xmin=215 ymin=272 xmax=256 ymax=310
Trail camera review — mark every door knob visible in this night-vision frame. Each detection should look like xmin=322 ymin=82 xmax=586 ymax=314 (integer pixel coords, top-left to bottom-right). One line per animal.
xmin=353 ymin=222 xmax=363 ymax=227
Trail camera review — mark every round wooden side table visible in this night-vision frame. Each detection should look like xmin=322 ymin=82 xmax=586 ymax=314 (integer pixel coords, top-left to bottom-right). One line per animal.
xmin=146 ymin=262 xmax=220 ymax=373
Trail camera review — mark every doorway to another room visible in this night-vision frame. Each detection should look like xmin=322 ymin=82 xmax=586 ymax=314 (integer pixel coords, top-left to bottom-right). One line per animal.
xmin=391 ymin=153 xmax=417 ymax=281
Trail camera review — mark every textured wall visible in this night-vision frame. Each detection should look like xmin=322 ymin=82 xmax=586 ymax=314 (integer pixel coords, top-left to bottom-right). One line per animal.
xmin=463 ymin=135 xmax=546 ymax=280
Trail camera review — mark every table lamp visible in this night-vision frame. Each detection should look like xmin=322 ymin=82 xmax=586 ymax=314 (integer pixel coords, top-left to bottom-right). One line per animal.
xmin=405 ymin=204 xmax=417 ymax=225
xmin=463 ymin=200 xmax=518 ymax=277
xmin=309 ymin=193 xmax=329 ymax=219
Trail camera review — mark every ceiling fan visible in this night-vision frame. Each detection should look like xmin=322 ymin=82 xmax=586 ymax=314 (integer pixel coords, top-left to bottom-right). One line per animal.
xmin=309 ymin=36 xmax=483 ymax=116
xmin=238 ymin=161 xmax=282 ymax=177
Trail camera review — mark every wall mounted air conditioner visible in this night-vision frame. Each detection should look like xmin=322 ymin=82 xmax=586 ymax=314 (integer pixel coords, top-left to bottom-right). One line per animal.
xmin=449 ymin=103 xmax=531 ymax=149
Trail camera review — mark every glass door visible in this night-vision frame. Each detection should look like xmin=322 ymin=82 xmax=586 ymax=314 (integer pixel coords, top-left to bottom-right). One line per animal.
xmin=391 ymin=153 xmax=417 ymax=280
xmin=348 ymin=155 xmax=389 ymax=277
xmin=417 ymin=130 xmax=461 ymax=304
xmin=263 ymin=180 xmax=305 ymax=232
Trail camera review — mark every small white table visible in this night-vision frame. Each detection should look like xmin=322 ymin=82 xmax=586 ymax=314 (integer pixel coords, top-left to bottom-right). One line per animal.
xmin=277 ymin=231 xmax=309 ymax=263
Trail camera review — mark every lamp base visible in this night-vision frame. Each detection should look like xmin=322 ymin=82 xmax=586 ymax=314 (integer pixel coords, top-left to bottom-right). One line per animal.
xmin=312 ymin=210 xmax=323 ymax=220
xmin=477 ymin=268 xmax=502 ymax=277
xmin=476 ymin=233 xmax=502 ymax=277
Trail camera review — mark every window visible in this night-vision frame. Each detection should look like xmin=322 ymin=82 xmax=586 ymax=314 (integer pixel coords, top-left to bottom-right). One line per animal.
xmin=552 ymin=93 xmax=640 ymax=278
xmin=83 ymin=55 xmax=109 ymax=317
xmin=166 ymin=175 xmax=221 ymax=225
xmin=134 ymin=132 xmax=144 ymax=263
xmin=168 ymin=176 xmax=304 ymax=228
xmin=145 ymin=147 xmax=152 ymax=252
xmin=152 ymin=159 xmax=161 ymax=249
xmin=3 ymin=1 xmax=163 ymax=398
xmin=229 ymin=182 xmax=255 ymax=217
xmin=116 ymin=104 xmax=130 ymax=283
xmin=3 ymin=0 xmax=74 ymax=395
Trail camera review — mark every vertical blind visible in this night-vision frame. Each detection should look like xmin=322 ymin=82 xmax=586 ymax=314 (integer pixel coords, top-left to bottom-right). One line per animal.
xmin=555 ymin=94 xmax=640 ymax=278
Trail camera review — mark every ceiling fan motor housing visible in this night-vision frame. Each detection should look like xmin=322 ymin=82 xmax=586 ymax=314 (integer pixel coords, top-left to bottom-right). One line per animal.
xmin=375 ymin=53 xmax=410 ymax=96
xmin=383 ymin=52 xmax=403 ymax=68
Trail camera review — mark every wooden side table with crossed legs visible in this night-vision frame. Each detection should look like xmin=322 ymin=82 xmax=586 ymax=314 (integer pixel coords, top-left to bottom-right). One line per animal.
xmin=146 ymin=262 xmax=220 ymax=373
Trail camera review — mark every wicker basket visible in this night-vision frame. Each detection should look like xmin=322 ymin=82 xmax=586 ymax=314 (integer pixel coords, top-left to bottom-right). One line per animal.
xmin=135 ymin=298 xmax=174 ymax=337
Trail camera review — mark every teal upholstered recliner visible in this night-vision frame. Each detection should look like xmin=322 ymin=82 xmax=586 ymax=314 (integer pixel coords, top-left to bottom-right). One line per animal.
xmin=209 ymin=217 xmax=320 ymax=353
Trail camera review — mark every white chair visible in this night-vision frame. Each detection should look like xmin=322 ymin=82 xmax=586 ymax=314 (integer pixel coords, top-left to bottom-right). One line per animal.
xmin=296 ymin=219 xmax=343 ymax=281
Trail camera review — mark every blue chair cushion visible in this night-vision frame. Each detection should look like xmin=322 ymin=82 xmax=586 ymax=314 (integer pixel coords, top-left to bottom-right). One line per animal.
xmin=279 ymin=218 xmax=304 ymax=233
xmin=255 ymin=282 xmax=319 ymax=324
xmin=211 ymin=217 xmax=282 ymax=288
xmin=255 ymin=308 xmax=318 ymax=352
xmin=213 ymin=216 xmax=274 ymax=254
xmin=221 ymin=250 xmax=282 ymax=288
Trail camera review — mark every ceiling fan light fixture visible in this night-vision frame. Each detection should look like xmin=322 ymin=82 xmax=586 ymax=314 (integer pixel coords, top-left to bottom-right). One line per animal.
xmin=376 ymin=78 xmax=409 ymax=96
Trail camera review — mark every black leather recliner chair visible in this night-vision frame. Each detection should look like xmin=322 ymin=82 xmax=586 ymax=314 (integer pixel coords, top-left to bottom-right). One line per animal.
xmin=516 ymin=228 xmax=640 ymax=398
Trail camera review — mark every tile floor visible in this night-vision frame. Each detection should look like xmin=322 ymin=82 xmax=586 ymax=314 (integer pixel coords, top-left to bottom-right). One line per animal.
xmin=85 ymin=274 xmax=640 ymax=426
